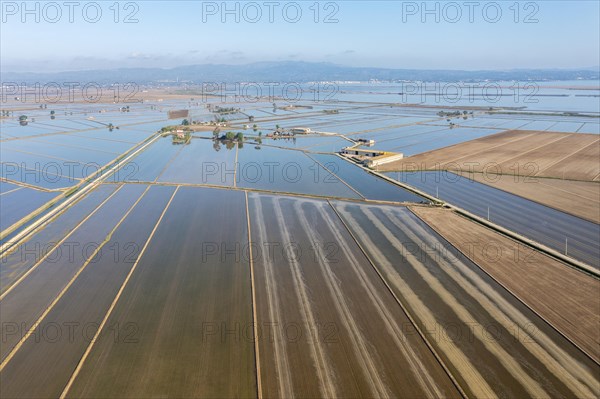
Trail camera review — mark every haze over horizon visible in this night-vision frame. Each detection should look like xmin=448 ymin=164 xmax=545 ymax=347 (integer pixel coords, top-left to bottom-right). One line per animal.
xmin=2 ymin=1 xmax=599 ymax=73
xmin=3 ymin=60 xmax=600 ymax=75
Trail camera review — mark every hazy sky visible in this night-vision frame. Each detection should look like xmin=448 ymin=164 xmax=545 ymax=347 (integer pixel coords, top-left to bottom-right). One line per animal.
xmin=1 ymin=1 xmax=599 ymax=72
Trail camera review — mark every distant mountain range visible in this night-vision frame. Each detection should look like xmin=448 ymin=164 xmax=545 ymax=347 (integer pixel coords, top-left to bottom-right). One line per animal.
xmin=2 ymin=62 xmax=598 ymax=84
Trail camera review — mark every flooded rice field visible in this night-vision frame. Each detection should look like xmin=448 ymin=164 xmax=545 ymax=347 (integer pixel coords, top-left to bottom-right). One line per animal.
xmin=0 ymin=185 xmax=176 ymax=399
xmin=0 ymin=187 xmax=59 ymax=231
xmin=0 ymin=184 xmax=118 ymax=292
xmin=64 ymin=186 xmax=256 ymax=398
xmin=309 ymin=154 xmax=425 ymax=202
xmin=389 ymin=171 xmax=600 ymax=268
xmin=1 ymin=89 xmax=598 ymax=398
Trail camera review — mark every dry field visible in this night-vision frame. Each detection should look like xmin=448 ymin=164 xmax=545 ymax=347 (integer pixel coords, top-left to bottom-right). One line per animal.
xmin=382 ymin=130 xmax=600 ymax=182
xmin=248 ymin=193 xmax=461 ymax=398
xmin=412 ymin=206 xmax=600 ymax=363
xmin=333 ymin=201 xmax=600 ymax=398
xmin=456 ymin=172 xmax=600 ymax=223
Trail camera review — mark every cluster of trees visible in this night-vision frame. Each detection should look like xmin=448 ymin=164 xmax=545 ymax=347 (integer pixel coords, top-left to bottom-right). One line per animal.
xmin=438 ymin=110 xmax=474 ymax=123
xmin=160 ymin=125 xmax=190 ymax=133
xmin=212 ymin=132 xmax=245 ymax=151
xmin=210 ymin=106 xmax=240 ymax=114
xmin=213 ymin=131 xmax=244 ymax=141
xmin=172 ymin=131 xmax=192 ymax=145
xmin=213 ymin=140 xmax=240 ymax=151
xmin=227 ymin=131 xmax=244 ymax=141
xmin=438 ymin=110 xmax=474 ymax=118
xmin=211 ymin=115 xmax=228 ymax=123
xmin=211 ymin=129 xmax=246 ymax=149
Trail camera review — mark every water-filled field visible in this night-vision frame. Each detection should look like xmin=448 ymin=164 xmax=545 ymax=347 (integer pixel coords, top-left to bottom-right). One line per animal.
xmin=1 ymin=90 xmax=598 ymax=398
xmin=388 ymin=171 xmax=600 ymax=268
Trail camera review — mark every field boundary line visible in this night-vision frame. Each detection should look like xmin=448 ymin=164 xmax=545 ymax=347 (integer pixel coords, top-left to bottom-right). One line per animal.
xmin=373 ymin=125 xmax=449 ymax=143
xmin=0 ymin=177 xmax=55 ymax=193
xmin=494 ymin=134 xmax=570 ymax=166
xmin=26 ymin=137 xmax=123 ymax=156
xmin=59 ymin=186 xmax=179 ymax=399
xmin=326 ymin=199 xmax=469 ymax=399
xmin=343 ymin=118 xmax=444 ymax=136
xmin=68 ymin=133 xmax=140 ymax=145
xmin=233 ymin=145 xmax=240 ymax=188
xmin=304 ymin=152 xmax=365 ymax=199
xmin=0 ymin=133 xmax=161 ymax=253
xmin=438 ymin=130 xmax=537 ymax=166
xmin=360 ymin=157 xmax=599 ymax=276
xmin=0 ymin=185 xmax=151 ymax=371
xmin=333 ymin=153 xmax=441 ymax=204
xmin=463 ymin=171 xmax=600 ymax=203
xmin=0 ymin=193 xmax=65 ymax=240
xmin=537 ymin=137 xmax=600 ymax=175
xmin=245 ymin=191 xmax=262 ymax=399
xmin=1 ymin=160 xmax=90 ymax=181
xmin=408 ymin=206 xmax=600 ymax=367
xmin=455 ymin=171 xmax=600 ymax=223
xmin=2 ymin=119 xmax=166 ymax=143
xmin=0 ymin=187 xmax=23 ymax=196
xmin=120 ymin=180 xmax=422 ymax=206
xmin=446 ymin=203 xmax=599 ymax=278
xmin=1 ymin=146 xmax=86 ymax=165
xmin=152 ymin=142 xmax=185 ymax=183
xmin=0 ymin=185 xmax=124 ymax=300
xmin=537 ymin=180 xmax=600 ymax=204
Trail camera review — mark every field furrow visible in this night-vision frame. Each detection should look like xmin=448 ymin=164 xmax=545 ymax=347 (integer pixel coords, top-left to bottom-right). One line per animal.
xmin=248 ymin=193 xmax=461 ymax=398
xmin=333 ymin=201 xmax=600 ymax=398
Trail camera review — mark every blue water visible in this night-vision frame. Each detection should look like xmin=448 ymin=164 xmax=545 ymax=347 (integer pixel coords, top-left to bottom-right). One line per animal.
xmin=388 ymin=171 xmax=600 ymax=268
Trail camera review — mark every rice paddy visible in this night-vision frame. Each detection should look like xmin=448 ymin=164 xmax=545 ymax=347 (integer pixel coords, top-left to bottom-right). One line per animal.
xmin=1 ymin=88 xmax=598 ymax=398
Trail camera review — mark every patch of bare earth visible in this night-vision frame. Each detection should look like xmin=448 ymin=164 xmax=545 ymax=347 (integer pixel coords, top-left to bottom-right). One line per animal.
xmin=412 ymin=206 xmax=600 ymax=364
xmin=381 ymin=130 xmax=600 ymax=182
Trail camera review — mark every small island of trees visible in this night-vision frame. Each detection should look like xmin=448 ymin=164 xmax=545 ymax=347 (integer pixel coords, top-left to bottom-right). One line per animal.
xmin=212 ymin=130 xmax=245 ymax=150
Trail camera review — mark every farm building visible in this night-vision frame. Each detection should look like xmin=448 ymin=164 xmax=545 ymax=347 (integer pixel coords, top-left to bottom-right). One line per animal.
xmin=341 ymin=147 xmax=404 ymax=168
xmin=290 ymin=127 xmax=311 ymax=134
